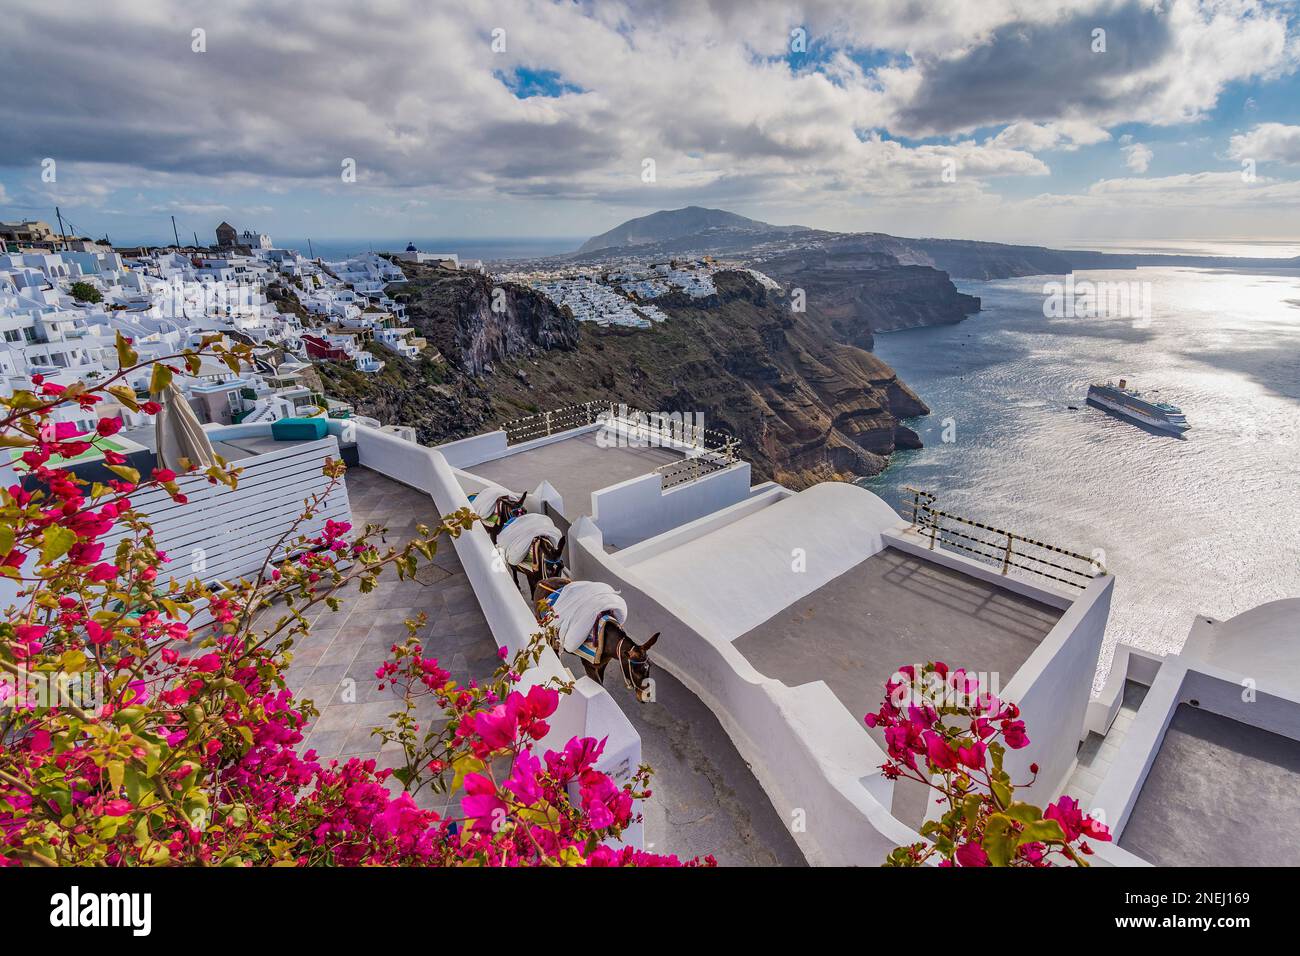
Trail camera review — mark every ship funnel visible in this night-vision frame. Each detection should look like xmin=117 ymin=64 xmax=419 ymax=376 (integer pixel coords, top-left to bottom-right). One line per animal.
xmin=1118 ymin=378 xmax=1127 ymax=389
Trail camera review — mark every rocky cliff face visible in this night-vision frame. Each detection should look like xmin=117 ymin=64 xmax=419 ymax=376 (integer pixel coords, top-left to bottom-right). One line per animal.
xmin=391 ymin=263 xmax=578 ymax=375
xmin=753 ymin=236 xmax=981 ymax=347
xmin=317 ymin=267 xmax=929 ymax=489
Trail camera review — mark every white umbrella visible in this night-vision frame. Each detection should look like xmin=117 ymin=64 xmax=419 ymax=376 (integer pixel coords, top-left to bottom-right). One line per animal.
xmin=154 ymin=380 xmax=217 ymax=471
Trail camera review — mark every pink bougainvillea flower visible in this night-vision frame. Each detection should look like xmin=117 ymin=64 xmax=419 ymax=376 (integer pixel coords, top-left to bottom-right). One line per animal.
xmin=923 ymin=731 xmax=958 ymax=771
xmin=461 ymin=772 xmax=508 ymax=833
xmin=955 ymin=841 xmax=990 ymax=867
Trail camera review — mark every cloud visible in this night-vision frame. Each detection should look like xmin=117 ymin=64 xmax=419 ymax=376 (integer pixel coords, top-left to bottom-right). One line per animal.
xmin=1123 ymin=142 xmax=1154 ymax=172
xmin=992 ymin=121 xmax=1111 ymax=152
xmin=0 ymin=0 xmax=1295 ymax=234
xmin=1024 ymin=169 xmax=1300 ymax=209
xmin=889 ymin=0 xmax=1295 ymax=137
xmin=1228 ymin=123 xmax=1300 ymax=163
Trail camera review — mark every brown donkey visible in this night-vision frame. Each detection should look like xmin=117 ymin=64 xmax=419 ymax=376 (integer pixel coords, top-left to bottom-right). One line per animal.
xmin=532 ymin=576 xmax=659 ymax=702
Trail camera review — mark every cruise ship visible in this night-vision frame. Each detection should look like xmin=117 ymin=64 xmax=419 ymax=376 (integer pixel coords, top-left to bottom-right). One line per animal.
xmin=1086 ymin=379 xmax=1190 ymax=434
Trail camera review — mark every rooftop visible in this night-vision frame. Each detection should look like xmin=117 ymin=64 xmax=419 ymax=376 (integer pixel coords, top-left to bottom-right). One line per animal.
xmin=1118 ymin=704 xmax=1300 ymax=867
xmin=732 ymin=547 xmax=1063 ymax=723
xmin=460 ymin=432 xmax=682 ymax=522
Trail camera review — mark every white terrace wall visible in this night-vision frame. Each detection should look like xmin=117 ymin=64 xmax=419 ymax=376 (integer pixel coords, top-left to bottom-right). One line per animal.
xmin=590 ymin=461 xmax=753 ymax=549
xmin=351 ymin=424 xmax=645 ymax=845
xmin=569 ymin=515 xmax=922 ymax=865
xmin=884 ymin=527 xmax=1115 ymax=804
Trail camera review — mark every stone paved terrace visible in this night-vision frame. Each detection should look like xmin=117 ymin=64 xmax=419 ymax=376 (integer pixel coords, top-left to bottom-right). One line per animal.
xmin=284 ymin=466 xmax=501 ymax=816
xmin=243 ymin=464 xmax=804 ymax=862
xmin=461 ymin=432 xmax=681 ymax=522
xmin=1118 ymin=704 xmax=1300 ymax=867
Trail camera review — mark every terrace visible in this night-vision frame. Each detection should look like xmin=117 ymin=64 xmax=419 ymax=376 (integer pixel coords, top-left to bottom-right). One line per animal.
xmin=1117 ymin=704 xmax=1300 ymax=867
xmin=732 ymin=545 xmax=1062 ymax=735
xmin=569 ymin=476 xmax=1113 ymax=862
xmin=1084 ymin=599 xmax=1300 ymax=868
xmin=463 ymin=431 xmax=680 ymax=524
xmin=151 ymin=415 xmax=804 ymax=863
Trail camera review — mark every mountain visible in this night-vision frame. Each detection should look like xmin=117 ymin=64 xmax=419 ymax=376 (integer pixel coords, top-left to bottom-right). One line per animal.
xmin=573 ymin=207 xmax=1300 ymax=281
xmin=576 ymin=206 xmax=809 ymax=254
xmin=311 ymin=261 xmax=929 ymax=487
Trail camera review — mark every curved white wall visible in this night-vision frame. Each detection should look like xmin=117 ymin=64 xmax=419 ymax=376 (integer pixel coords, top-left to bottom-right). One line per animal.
xmin=569 ymin=514 xmax=922 ymax=866
xmin=351 ymin=423 xmax=646 ymax=845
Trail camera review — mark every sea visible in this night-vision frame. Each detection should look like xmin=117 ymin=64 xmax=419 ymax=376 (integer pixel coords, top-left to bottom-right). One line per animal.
xmin=858 ymin=258 xmax=1300 ymax=690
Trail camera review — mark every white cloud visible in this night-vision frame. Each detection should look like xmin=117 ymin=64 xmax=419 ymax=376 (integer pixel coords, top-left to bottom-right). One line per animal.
xmin=0 ymin=0 xmax=1295 ymax=234
xmin=1024 ymin=170 xmax=1300 ymax=209
xmin=1123 ymin=143 xmax=1154 ymax=173
xmin=1228 ymin=123 xmax=1300 ymax=163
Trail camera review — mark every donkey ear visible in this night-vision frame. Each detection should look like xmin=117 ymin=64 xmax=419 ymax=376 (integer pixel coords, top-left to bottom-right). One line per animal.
xmin=642 ymin=632 xmax=660 ymax=649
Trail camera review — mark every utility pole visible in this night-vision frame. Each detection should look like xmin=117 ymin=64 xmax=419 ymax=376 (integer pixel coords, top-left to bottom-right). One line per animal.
xmin=193 ymin=231 xmax=200 ymax=249
xmin=307 ymin=238 xmax=314 ymax=259
xmin=54 ymin=207 xmax=68 ymax=249
xmin=170 ymin=215 xmax=181 ymax=249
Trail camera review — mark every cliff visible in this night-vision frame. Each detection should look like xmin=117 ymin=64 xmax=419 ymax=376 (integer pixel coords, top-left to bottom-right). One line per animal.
xmin=753 ymin=236 xmax=981 ymax=347
xmin=313 ymin=266 xmax=929 ymax=488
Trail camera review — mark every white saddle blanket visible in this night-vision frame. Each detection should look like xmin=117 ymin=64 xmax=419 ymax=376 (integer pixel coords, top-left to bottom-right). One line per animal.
xmin=497 ymin=513 xmax=562 ymax=565
xmin=552 ymin=581 xmax=628 ymax=653
xmin=470 ymin=482 xmax=513 ymax=520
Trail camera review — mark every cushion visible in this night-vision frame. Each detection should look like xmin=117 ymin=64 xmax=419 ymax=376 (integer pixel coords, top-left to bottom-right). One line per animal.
xmin=271 ymin=417 xmax=328 ymax=441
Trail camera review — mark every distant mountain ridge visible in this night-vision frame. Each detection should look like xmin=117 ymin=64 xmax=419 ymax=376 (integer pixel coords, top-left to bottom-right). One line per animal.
xmin=577 ymin=205 xmax=810 ymax=254
xmin=575 ymin=207 xmax=1300 ymax=278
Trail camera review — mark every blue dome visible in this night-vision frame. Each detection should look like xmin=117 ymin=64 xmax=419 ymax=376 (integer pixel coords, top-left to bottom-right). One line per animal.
xmin=405 ymin=242 xmax=417 ymax=252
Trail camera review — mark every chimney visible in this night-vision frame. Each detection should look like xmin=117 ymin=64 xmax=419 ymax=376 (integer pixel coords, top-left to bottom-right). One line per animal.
xmin=1118 ymin=378 xmax=1127 ymax=389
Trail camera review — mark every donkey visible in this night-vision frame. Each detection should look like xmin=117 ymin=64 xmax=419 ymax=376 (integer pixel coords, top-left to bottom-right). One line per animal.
xmin=509 ymin=533 xmax=567 ymax=600
xmin=533 ymin=576 xmax=659 ymax=703
xmin=474 ymin=490 xmax=527 ymax=545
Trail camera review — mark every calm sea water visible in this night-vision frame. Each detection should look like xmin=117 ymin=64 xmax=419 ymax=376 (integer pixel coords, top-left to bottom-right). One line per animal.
xmin=860 ymin=267 xmax=1300 ymax=690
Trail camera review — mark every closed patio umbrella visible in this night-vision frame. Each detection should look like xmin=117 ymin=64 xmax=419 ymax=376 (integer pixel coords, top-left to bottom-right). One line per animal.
xmin=154 ymin=380 xmax=217 ymax=471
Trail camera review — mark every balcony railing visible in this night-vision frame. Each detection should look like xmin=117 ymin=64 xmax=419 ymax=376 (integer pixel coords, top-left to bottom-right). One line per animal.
xmin=499 ymin=400 xmax=742 ymax=489
xmin=898 ymin=486 xmax=1106 ymax=589
xmin=501 ymin=401 xmax=605 ymax=443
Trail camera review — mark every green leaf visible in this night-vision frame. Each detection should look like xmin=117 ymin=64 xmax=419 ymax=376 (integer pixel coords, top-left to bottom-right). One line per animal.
xmin=1005 ymin=801 xmax=1043 ymax=825
xmin=115 ymin=330 xmax=139 ymax=368
xmin=40 ymin=525 xmax=78 ymax=564
xmin=1018 ymin=819 xmax=1066 ymax=846
xmin=149 ymin=363 xmax=173 ymax=395
xmin=106 ymin=463 xmax=141 ymax=485
xmin=981 ymin=813 xmax=1016 ymax=867
xmin=990 ymin=779 xmax=1012 ymax=809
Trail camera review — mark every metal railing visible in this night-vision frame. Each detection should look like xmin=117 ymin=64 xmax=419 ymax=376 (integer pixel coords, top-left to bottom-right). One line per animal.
xmin=899 ymin=486 xmax=1106 ymax=589
xmin=501 ymin=401 xmax=605 ymax=444
xmin=499 ymin=400 xmax=742 ymax=489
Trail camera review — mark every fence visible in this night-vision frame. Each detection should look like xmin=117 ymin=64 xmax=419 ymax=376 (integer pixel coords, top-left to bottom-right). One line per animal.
xmin=899 ymin=485 xmax=1105 ymax=589
xmin=500 ymin=402 xmax=604 ymax=444
xmin=101 ymin=437 xmax=351 ymax=588
xmin=500 ymin=400 xmax=742 ymax=490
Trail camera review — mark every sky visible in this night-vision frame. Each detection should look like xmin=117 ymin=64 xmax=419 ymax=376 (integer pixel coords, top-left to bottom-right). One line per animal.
xmin=1 ymin=0 xmax=1299 ymax=248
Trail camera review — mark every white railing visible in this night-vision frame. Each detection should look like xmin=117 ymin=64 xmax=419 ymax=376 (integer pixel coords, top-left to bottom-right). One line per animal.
xmin=103 ymin=436 xmax=350 ymax=587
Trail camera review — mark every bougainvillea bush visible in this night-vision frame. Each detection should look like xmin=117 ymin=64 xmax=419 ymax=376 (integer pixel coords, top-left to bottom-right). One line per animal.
xmin=0 ymin=340 xmax=706 ymax=866
xmin=867 ymin=662 xmax=1111 ymax=867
